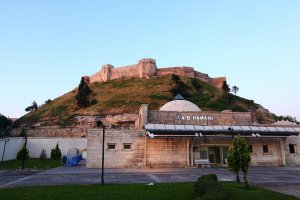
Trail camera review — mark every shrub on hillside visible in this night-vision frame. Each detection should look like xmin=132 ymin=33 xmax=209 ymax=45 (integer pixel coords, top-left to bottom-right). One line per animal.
xmin=51 ymin=143 xmax=62 ymax=160
xmin=195 ymin=174 xmax=226 ymax=200
xmin=191 ymin=78 xmax=203 ymax=92
xmin=90 ymin=99 xmax=98 ymax=105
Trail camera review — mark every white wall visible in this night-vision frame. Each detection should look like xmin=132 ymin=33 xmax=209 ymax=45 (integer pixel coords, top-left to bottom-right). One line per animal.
xmin=0 ymin=137 xmax=87 ymax=161
xmin=0 ymin=138 xmax=24 ymax=162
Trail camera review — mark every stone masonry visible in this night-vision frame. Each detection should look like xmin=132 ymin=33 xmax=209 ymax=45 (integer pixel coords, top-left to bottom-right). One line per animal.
xmin=85 ymin=58 xmax=226 ymax=89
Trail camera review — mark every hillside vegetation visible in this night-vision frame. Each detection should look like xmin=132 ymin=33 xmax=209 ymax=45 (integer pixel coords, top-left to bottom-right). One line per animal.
xmin=15 ymin=75 xmax=275 ymax=126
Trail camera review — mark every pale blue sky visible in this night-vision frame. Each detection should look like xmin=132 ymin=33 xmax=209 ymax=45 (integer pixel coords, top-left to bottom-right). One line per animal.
xmin=0 ymin=0 xmax=299 ymax=120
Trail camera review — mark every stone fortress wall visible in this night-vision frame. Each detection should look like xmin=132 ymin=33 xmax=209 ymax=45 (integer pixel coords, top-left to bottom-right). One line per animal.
xmin=86 ymin=58 xmax=226 ymax=89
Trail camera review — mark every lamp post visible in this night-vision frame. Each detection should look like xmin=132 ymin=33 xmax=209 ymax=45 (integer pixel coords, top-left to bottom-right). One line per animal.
xmin=1 ymin=139 xmax=9 ymax=163
xmin=228 ymin=127 xmax=234 ymax=139
xmin=97 ymin=121 xmax=105 ymax=185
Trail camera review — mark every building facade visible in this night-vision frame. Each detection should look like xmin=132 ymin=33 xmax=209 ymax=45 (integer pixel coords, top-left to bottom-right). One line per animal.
xmin=87 ymin=95 xmax=300 ymax=168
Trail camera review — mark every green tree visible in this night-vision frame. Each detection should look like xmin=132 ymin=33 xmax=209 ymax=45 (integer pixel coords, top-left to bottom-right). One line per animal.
xmin=191 ymin=78 xmax=203 ymax=93
xmin=40 ymin=149 xmax=47 ymax=161
xmin=75 ymin=77 xmax=93 ymax=108
xmin=222 ymin=81 xmax=230 ymax=93
xmin=170 ymin=75 xmax=190 ymax=98
xmin=0 ymin=114 xmax=12 ymax=129
xmin=51 ymin=143 xmax=62 ymax=160
xmin=25 ymin=101 xmax=38 ymax=112
xmin=16 ymin=129 xmax=29 ymax=169
xmin=231 ymin=85 xmax=239 ymax=96
xmin=227 ymin=134 xmax=251 ymax=188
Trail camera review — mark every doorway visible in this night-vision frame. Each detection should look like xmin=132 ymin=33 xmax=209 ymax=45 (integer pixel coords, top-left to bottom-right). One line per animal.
xmin=196 ymin=146 xmax=228 ymax=165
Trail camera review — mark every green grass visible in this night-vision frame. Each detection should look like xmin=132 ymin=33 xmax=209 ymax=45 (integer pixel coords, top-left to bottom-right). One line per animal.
xmin=223 ymin=182 xmax=299 ymax=200
xmin=0 ymin=182 xmax=298 ymax=200
xmin=15 ymin=75 xmax=275 ymax=126
xmin=0 ymin=159 xmax=61 ymax=170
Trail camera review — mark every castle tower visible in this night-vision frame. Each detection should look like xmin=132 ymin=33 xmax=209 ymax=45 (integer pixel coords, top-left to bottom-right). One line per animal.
xmin=137 ymin=58 xmax=157 ymax=78
xmin=100 ymin=64 xmax=114 ymax=82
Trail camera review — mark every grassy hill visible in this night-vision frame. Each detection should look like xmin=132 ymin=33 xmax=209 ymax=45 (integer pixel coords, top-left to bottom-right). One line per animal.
xmin=15 ymin=75 xmax=275 ymax=126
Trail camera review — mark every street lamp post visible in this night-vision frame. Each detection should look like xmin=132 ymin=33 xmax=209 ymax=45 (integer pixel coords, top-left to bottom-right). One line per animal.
xmin=97 ymin=121 xmax=105 ymax=185
xmin=101 ymin=125 xmax=105 ymax=185
xmin=1 ymin=139 xmax=9 ymax=163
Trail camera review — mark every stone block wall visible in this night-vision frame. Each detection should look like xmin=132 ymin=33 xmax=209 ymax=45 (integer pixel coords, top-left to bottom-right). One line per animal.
xmin=89 ymin=58 xmax=157 ymax=83
xmin=86 ymin=128 xmax=145 ymax=168
xmin=87 ymin=58 xmax=226 ymax=89
xmin=286 ymin=135 xmax=300 ymax=166
xmin=146 ymin=138 xmax=187 ymax=168
xmin=147 ymin=110 xmax=254 ymax=126
xmin=247 ymin=138 xmax=284 ymax=166
xmin=11 ymin=127 xmax=88 ymax=137
xmin=156 ymin=66 xmax=195 ymax=78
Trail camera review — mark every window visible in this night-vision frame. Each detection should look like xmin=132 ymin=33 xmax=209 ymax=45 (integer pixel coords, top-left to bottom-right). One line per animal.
xmin=248 ymin=145 xmax=253 ymax=153
xmin=289 ymin=144 xmax=296 ymax=154
xmin=123 ymin=143 xmax=132 ymax=150
xmin=108 ymin=143 xmax=116 ymax=150
xmin=262 ymin=145 xmax=269 ymax=153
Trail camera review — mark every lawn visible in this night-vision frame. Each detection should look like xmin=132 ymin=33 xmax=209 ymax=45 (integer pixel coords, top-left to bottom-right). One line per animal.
xmin=0 ymin=182 xmax=298 ymax=200
xmin=0 ymin=159 xmax=61 ymax=170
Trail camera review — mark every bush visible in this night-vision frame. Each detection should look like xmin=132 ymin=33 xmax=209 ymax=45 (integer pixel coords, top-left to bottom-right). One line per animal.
xmin=191 ymin=78 xmax=203 ymax=92
xmin=171 ymin=74 xmax=180 ymax=83
xmin=40 ymin=149 xmax=47 ymax=161
xmin=51 ymin=143 xmax=62 ymax=160
xmin=16 ymin=143 xmax=29 ymax=161
xmin=90 ymin=99 xmax=98 ymax=105
xmin=195 ymin=174 xmax=226 ymax=200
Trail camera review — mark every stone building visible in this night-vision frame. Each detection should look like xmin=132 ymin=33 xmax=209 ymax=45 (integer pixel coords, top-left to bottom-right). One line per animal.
xmin=87 ymin=94 xmax=300 ymax=168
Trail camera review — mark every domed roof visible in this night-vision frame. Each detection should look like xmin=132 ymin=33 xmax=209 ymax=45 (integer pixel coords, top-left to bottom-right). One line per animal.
xmin=159 ymin=94 xmax=201 ymax=112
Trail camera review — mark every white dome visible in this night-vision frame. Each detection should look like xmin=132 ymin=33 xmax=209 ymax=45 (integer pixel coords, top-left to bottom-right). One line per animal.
xmin=159 ymin=94 xmax=201 ymax=112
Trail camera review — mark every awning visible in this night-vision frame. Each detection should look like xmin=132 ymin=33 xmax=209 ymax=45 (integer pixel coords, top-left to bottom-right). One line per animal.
xmin=144 ymin=123 xmax=300 ymax=137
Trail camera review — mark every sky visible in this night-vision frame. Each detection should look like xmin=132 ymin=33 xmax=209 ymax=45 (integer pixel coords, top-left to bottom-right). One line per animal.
xmin=0 ymin=0 xmax=299 ymax=121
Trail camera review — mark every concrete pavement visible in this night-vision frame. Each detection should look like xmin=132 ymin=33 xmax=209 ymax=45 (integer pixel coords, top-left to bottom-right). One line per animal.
xmin=1 ymin=163 xmax=300 ymax=198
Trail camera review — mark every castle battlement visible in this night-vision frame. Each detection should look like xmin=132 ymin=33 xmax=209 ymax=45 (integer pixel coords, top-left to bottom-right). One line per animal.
xmin=87 ymin=58 xmax=226 ymax=88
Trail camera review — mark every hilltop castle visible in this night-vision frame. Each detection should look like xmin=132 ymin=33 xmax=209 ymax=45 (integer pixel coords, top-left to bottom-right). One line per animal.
xmin=85 ymin=58 xmax=226 ymax=88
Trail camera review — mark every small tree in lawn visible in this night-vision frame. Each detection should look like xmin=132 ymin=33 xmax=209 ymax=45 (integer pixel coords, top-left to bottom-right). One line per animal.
xmin=16 ymin=129 xmax=29 ymax=169
xmin=227 ymin=134 xmax=251 ymax=188
xmin=40 ymin=149 xmax=47 ymax=162
xmin=51 ymin=143 xmax=62 ymax=160
xmin=232 ymin=85 xmax=239 ymax=96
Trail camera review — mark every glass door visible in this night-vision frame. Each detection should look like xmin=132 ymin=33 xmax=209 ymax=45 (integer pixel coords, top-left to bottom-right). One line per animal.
xmin=208 ymin=147 xmax=221 ymax=164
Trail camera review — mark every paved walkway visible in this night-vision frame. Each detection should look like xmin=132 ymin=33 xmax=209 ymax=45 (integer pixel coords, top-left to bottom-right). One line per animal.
xmin=1 ymin=163 xmax=300 ymax=198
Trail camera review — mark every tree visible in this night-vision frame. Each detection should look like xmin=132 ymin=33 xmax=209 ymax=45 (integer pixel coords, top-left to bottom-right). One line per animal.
xmin=0 ymin=114 xmax=12 ymax=129
xmin=40 ymin=149 xmax=47 ymax=161
xmin=170 ymin=74 xmax=190 ymax=98
xmin=75 ymin=77 xmax=93 ymax=108
xmin=16 ymin=129 xmax=29 ymax=169
xmin=232 ymin=86 xmax=239 ymax=96
xmin=222 ymin=81 xmax=230 ymax=93
xmin=51 ymin=143 xmax=62 ymax=160
xmin=45 ymin=99 xmax=52 ymax=104
xmin=25 ymin=101 xmax=38 ymax=112
xmin=227 ymin=134 xmax=251 ymax=188
xmin=191 ymin=78 xmax=203 ymax=93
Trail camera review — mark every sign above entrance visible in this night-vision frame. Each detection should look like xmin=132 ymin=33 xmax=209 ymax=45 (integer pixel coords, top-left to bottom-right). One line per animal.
xmin=176 ymin=114 xmax=214 ymax=121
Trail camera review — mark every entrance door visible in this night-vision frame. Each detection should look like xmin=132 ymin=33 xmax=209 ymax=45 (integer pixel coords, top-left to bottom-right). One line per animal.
xmin=208 ymin=147 xmax=221 ymax=164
